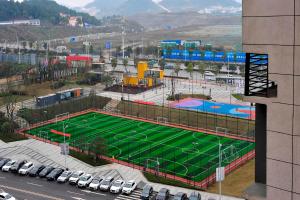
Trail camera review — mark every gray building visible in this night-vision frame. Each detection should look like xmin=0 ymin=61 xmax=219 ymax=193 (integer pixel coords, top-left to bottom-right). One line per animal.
xmin=243 ymin=0 xmax=300 ymax=199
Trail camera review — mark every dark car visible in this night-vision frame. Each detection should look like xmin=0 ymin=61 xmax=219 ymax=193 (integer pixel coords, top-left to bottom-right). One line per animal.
xmin=140 ymin=184 xmax=153 ymax=200
xmin=46 ymin=168 xmax=64 ymax=181
xmin=10 ymin=160 xmax=27 ymax=173
xmin=173 ymin=192 xmax=188 ymax=200
xmin=156 ymin=188 xmax=170 ymax=200
xmin=29 ymin=164 xmax=45 ymax=177
xmin=38 ymin=166 xmax=54 ymax=178
xmin=0 ymin=158 xmax=10 ymax=168
xmin=189 ymin=192 xmax=201 ymax=200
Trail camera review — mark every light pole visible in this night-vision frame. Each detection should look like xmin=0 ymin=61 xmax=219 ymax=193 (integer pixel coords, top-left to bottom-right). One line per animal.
xmin=218 ymin=140 xmax=222 ymax=200
xmin=63 ymin=122 xmax=69 ymax=169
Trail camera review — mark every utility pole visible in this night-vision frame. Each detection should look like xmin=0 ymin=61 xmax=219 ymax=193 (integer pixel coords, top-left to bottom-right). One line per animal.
xmin=122 ymin=27 xmax=125 ymax=60
xmin=16 ymin=34 xmax=20 ymax=64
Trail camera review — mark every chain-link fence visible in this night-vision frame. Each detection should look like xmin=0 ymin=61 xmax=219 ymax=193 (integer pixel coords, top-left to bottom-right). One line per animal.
xmin=117 ymin=100 xmax=255 ymax=140
xmin=17 ymin=95 xmax=111 ymax=124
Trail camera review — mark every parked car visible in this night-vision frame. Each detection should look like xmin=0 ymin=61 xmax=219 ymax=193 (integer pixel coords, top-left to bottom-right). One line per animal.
xmin=173 ymin=192 xmax=188 ymax=200
xmin=122 ymin=180 xmax=137 ymax=194
xmin=57 ymin=171 xmax=73 ymax=183
xmin=189 ymin=192 xmax=201 ymax=200
xmin=156 ymin=188 xmax=170 ymax=200
xmin=2 ymin=160 xmax=16 ymax=172
xmin=69 ymin=171 xmax=84 ymax=185
xmin=18 ymin=162 xmax=34 ymax=175
xmin=0 ymin=159 xmax=10 ymax=169
xmin=38 ymin=166 xmax=54 ymax=178
xmin=28 ymin=164 xmax=45 ymax=177
xmin=77 ymin=174 xmax=93 ymax=188
xmin=0 ymin=192 xmax=16 ymax=200
xmin=11 ymin=160 xmax=27 ymax=173
xmin=110 ymin=179 xmax=125 ymax=194
xmin=88 ymin=176 xmax=104 ymax=190
xmin=140 ymin=184 xmax=153 ymax=200
xmin=99 ymin=176 xmax=114 ymax=191
xmin=46 ymin=168 xmax=64 ymax=181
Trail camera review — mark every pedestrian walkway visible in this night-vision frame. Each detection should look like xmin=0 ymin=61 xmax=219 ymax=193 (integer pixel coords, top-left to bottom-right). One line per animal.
xmin=0 ymin=139 xmax=244 ymax=200
xmin=115 ymin=189 xmax=153 ymax=200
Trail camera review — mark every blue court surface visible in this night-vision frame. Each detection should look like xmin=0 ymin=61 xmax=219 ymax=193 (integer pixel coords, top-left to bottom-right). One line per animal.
xmin=170 ymin=98 xmax=255 ymax=119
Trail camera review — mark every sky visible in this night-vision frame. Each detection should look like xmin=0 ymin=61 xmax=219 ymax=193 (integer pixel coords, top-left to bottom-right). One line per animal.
xmin=54 ymin=0 xmax=242 ymax=8
xmin=15 ymin=0 xmax=242 ymax=8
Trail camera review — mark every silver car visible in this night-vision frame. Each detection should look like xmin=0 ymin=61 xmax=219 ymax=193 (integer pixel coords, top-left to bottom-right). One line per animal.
xmin=57 ymin=171 xmax=73 ymax=183
xmin=99 ymin=177 xmax=114 ymax=191
xmin=2 ymin=160 xmax=16 ymax=172
xmin=122 ymin=180 xmax=137 ymax=194
xmin=69 ymin=171 xmax=84 ymax=185
xmin=88 ymin=176 xmax=104 ymax=190
xmin=18 ymin=162 xmax=34 ymax=175
xmin=110 ymin=179 xmax=125 ymax=194
xmin=77 ymin=174 xmax=93 ymax=188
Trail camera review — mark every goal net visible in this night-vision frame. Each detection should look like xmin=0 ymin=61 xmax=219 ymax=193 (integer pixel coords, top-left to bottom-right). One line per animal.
xmin=216 ymin=127 xmax=228 ymax=136
xmin=157 ymin=117 xmax=168 ymax=124
xmin=112 ymin=109 xmax=121 ymax=115
xmin=145 ymin=158 xmax=160 ymax=173
xmin=55 ymin=112 xmax=70 ymax=124
xmin=221 ymin=145 xmax=238 ymax=164
xmin=38 ymin=131 xmax=49 ymax=141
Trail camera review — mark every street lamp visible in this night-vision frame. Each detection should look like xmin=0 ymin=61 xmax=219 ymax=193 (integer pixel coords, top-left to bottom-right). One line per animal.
xmin=218 ymin=140 xmax=223 ymax=200
xmin=63 ymin=122 xmax=69 ymax=169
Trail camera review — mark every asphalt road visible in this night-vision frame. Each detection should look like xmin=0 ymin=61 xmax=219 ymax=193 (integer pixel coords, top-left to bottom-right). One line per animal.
xmin=0 ymin=172 xmax=120 ymax=200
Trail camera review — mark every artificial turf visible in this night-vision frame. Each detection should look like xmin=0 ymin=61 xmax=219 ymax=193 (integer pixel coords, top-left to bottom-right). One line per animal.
xmin=25 ymin=112 xmax=255 ymax=182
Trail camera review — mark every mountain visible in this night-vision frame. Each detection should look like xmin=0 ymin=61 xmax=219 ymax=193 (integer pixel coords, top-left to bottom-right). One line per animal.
xmin=85 ymin=0 xmax=163 ymax=17
xmin=0 ymin=0 xmax=101 ymax=25
xmin=161 ymin=0 xmax=240 ymax=12
xmin=83 ymin=0 xmax=241 ymax=17
xmin=84 ymin=0 xmax=127 ymax=17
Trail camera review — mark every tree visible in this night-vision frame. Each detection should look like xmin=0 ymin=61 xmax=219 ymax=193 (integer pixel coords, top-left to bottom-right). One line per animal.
xmin=174 ymin=62 xmax=181 ymax=77
xmin=123 ymin=59 xmax=129 ymax=74
xmin=159 ymin=59 xmax=166 ymax=70
xmin=89 ymin=136 xmax=107 ymax=162
xmin=197 ymin=62 xmax=206 ymax=77
xmin=111 ymin=58 xmax=118 ymax=72
xmin=4 ymin=94 xmax=18 ymax=122
xmin=186 ymin=63 xmax=194 ymax=95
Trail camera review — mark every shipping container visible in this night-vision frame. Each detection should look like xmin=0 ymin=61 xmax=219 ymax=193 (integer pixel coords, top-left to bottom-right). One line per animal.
xmin=36 ymin=94 xmax=58 ymax=107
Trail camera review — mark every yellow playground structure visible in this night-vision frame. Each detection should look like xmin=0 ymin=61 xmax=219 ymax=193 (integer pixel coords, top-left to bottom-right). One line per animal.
xmin=123 ymin=62 xmax=164 ymax=87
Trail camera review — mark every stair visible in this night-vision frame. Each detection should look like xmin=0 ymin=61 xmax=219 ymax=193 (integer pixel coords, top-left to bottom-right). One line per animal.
xmin=103 ymin=99 xmax=120 ymax=113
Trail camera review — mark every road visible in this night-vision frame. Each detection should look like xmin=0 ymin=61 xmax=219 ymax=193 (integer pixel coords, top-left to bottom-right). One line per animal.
xmin=0 ymin=172 xmax=119 ymax=200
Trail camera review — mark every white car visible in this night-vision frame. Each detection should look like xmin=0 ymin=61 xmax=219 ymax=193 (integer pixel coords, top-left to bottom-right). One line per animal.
xmin=57 ymin=171 xmax=73 ymax=183
xmin=77 ymin=174 xmax=93 ymax=188
xmin=69 ymin=171 xmax=84 ymax=185
xmin=99 ymin=177 xmax=114 ymax=191
xmin=110 ymin=179 xmax=125 ymax=194
xmin=18 ymin=162 xmax=34 ymax=175
xmin=122 ymin=180 xmax=137 ymax=194
xmin=0 ymin=192 xmax=16 ymax=200
xmin=1 ymin=160 xmax=16 ymax=172
xmin=88 ymin=176 xmax=104 ymax=190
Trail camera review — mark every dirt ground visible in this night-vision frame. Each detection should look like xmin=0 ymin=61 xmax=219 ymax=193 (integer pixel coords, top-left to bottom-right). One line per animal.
xmin=0 ymin=81 xmax=84 ymax=107
xmin=206 ymin=159 xmax=255 ymax=197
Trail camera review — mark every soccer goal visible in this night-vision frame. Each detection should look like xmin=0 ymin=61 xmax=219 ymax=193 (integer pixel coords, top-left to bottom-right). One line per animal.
xmin=146 ymin=158 xmax=160 ymax=173
xmin=221 ymin=145 xmax=238 ymax=164
xmin=216 ymin=127 xmax=228 ymax=136
xmin=38 ymin=131 xmax=49 ymax=141
xmin=112 ymin=109 xmax=121 ymax=115
xmin=157 ymin=117 xmax=168 ymax=124
xmin=55 ymin=112 xmax=70 ymax=124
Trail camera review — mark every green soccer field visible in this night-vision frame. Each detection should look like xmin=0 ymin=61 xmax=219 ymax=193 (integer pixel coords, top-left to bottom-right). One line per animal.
xmin=25 ymin=112 xmax=255 ymax=182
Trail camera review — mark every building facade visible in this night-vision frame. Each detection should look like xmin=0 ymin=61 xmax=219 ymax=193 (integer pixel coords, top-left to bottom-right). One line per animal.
xmin=243 ymin=0 xmax=300 ymax=199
